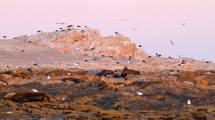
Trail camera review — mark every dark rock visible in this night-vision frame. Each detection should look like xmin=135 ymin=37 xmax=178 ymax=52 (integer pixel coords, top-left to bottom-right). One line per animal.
xmin=62 ymin=77 xmax=84 ymax=83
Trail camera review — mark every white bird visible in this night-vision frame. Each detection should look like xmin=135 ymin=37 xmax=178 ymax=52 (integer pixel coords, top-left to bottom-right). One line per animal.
xmin=47 ymin=75 xmax=51 ymax=80
xmin=73 ymin=63 xmax=79 ymax=66
xmin=67 ymin=72 xmax=71 ymax=75
xmin=6 ymin=111 xmax=13 ymax=114
xmin=137 ymin=91 xmax=143 ymax=96
xmin=32 ymin=89 xmax=39 ymax=93
xmin=187 ymin=99 xmax=191 ymax=105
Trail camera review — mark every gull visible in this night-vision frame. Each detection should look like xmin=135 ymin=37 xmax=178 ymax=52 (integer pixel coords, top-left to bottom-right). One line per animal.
xmin=32 ymin=89 xmax=39 ymax=92
xmin=47 ymin=75 xmax=51 ymax=80
xmin=187 ymin=99 xmax=191 ymax=105
xmin=73 ymin=63 xmax=78 ymax=66
xmin=67 ymin=72 xmax=71 ymax=75
xmin=137 ymin=91 xmax=143 ymax=96
xmin=6 ymin=112 xmax=13 ymax=115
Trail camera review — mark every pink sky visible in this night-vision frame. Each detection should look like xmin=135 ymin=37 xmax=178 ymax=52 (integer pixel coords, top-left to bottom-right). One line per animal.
xmin=0 ymin=0 xmax=215 ymax=61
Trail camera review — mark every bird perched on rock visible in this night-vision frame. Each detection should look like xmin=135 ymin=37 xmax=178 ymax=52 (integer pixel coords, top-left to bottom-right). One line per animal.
xmin=32 ymin=89 xmax=39 ymax=93
xmin=187 ymin=99 xmax=191 ymax=105
xmin=33 ymin=63 xmax=39 ymax=66
xmin=168 ymin=56 xmax=174 ymax=59
xmin=142 ymin=60 xmax=147 ymax=63
xmin=115 ymin=32 xmax=120 ymax=35
xmin=156 ymin=53 xmax=162 ymax=57
xmin=181 ymin=60 xmax=186 ymax=64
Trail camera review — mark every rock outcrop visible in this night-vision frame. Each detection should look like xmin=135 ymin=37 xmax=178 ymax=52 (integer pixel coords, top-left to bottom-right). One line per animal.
xmin=30 ymin=28 xmax=146 ymax=59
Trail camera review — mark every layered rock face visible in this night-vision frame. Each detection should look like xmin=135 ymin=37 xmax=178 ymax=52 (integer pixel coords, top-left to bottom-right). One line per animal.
xmin=30 ymin=28 xmax=146 ymax=59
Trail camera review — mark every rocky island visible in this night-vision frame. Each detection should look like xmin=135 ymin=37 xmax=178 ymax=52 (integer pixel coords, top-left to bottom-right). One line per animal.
xmin=0 ymin=26 xmax=215 ymax=120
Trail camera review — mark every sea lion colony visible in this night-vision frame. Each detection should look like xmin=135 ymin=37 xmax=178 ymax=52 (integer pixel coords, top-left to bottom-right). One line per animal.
xmin=0 ymin=26 xmax=215 ymax=119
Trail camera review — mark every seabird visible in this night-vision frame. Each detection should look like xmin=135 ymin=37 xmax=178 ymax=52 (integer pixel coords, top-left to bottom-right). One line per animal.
xmin=138 ymin=45 xmax=142 ymax=47
xmin=182 ymin=22 xmax=186 ymax=26
xmin=81 ymin=30 xmax=85 ymax=33
xmin=90 ymin=48 xmax=96 ymax=51
xmin=32 ymin=89 xmax=39 ymax=93
xmin=3 ymin=36 xmax=7 ymax=38
xmin=128 ymin=56 xmax=132 ymax=60
xmin=142 ymin=60 xmax=147 ymax=63
xmin=47 ymin=75 xmax=51 ymax=80
xmin=115 ymin=32 xmax=120 ymax=35
xmin=168 ymin=56 xmax=174 ymax=59
xmin=137 ymin=91 xmax=143 ymax=96
xmin=67 ymin=25 xmax=73 ymax=28
xmin=181 ymin=60 xmax=186 ymax=64
xmin=156 ymin=53 xmax=162 ymax=57
xmin=92 ymin=57 xmax=98 ymax=61
xmin=170 ymin=40 xmax=175 ymax=47
xmin=37 ymin=30 xmax=41 ymax=33
xmin=187 ymin=99 xmax=191 ymax=105
xmin=33 ymin=63 xmax=39 ymax=66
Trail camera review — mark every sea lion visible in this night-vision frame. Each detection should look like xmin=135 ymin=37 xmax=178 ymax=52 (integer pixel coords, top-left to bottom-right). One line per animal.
xmin=4 ymin=92 xmax=51 ymax=103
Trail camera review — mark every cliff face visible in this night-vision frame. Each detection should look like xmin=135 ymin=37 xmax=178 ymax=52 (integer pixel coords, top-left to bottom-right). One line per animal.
xmin=30 ymin=28 xmax=146 ymax=59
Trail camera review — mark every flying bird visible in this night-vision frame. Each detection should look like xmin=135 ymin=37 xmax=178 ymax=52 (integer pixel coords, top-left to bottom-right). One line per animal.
xmin=182 ymin=22 xmax=186 ymax=26
xmin=170 ymin=40 xmax=175 ymax=47
xmin=116 ymin=18 xmax=129 ymax=22
xmin=56 ymin=22 xmax=66 ymax=25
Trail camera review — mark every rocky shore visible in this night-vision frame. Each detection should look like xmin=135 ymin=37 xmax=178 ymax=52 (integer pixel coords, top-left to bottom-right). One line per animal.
xmin=0 ymin=27 xmax=215 ymax=119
